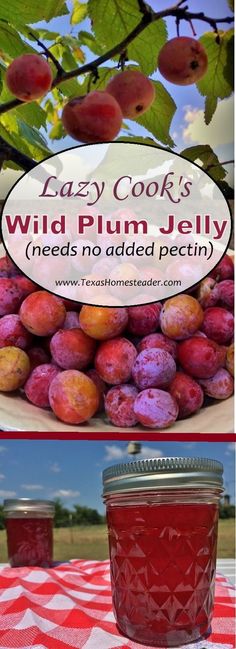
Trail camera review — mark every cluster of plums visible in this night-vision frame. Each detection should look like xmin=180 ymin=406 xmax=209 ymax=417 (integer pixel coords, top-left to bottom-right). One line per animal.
xmin=0 ymin=252 xmax=233 ymax=429
xmin=5 ymin=36 xmax=208 ymax=143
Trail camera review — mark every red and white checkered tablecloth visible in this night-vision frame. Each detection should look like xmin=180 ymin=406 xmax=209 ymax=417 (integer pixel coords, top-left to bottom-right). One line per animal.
xmin=0 ymin=560 xmax=234 ymax=649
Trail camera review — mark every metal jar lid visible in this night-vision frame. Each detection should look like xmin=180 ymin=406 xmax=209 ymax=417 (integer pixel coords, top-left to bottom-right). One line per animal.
xmin=3 ymin=499 xmax=55 ymax=516
xmin=103 ymin=457 xmax=224 ymax=495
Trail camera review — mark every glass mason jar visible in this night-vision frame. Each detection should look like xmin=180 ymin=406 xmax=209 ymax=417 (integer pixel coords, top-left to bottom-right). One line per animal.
xmin=103 ymin=457 xmax=223 ymax=647
xmin=4 ymin=498 xmax=55 ymax=568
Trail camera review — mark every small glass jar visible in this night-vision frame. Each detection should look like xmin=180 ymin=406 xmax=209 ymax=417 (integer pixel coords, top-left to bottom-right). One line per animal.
xmin=4 ymin=498 xmax=55 ymax=567
xmin=103 ymin=457 xmax=223 ymax=647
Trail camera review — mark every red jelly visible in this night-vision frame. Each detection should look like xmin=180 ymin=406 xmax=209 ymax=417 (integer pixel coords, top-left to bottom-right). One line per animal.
xmin=103 ymin=457 xmax=223 ymax=647
xmin=4 ymin=499 xmax=55 ymax=567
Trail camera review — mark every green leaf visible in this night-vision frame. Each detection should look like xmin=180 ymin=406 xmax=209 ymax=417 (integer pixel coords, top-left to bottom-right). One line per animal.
xmin=228 ymin=0 xmax=234 ymax=12
xmin=13 ymin=103 xmax=47 ymax=130
xmin=78 ymin=31 xmax=104 ymax=55
xmin=18 ymin=120 xmax=49 ymax=150
xmin=180 ymin=145 xmax=226 ymax=182
xmin=51 ymin=87 xmax=65 ymax=107
xmin=92 ymin=67 xmax=117 ymax=91
xmin=78 ymin=67 xmax=117 ymax=95
xmin=0 ymin=21 xmax=33 ymax=58
xmin=49 ymin=42 xmax=65 ymax=61
xmin=197 ymin=30 xmax=234 ymax=100
xmin=19 ymin=25 xmax=60 ymax=42
xmin=58 ymin=77 xmax=83 ymax=97
xmin=2 ymin=159 xmax=23 ymax=171
xmin=62 ymin=47 xmax=78 ymax=71
xmin=88 ymin=0 xmax=167 ymax=75
xmin=18 ymin=126 xmax=52 ymax=160
xmin=0 ymin=0 xmax=68 ymax=24
xmin=44 ymin=98 xmax=56 ymax=123
xmin=0 ymin=113 xmax=51 ymax=164
xmin=134 ymin=81 xmax=176 ymax=147
xmin=72 ymin=46 xmax=86 ymax=63
xmin=129 ymin=20 xmax=167 ymax=76
xmin=49 ymin=121 xmax=65 ymax=140
xmin=58 ymin=35 xmax=86 ymax=63
xmin=71 ymin=1 xmax=87 ymax=25
xmin=0 ymin=116 xmax=18 ymax=144
xmin=61 ymin=34 xmax=81 ymax=48
xmin=204 ymin=95 xmax=218 ymax=125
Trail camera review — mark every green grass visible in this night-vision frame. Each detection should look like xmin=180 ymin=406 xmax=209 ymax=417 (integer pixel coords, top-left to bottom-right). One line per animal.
xmin=54 ymin=524 xmax=109 ymax=561
xmin=0 ymin=519 xmax=234 ymax=563
xmin=217 ymin=518 xmax=235 ymax=558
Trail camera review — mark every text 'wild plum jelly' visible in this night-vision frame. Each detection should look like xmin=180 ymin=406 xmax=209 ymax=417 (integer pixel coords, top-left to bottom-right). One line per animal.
xmin=103 ymin=457 xmax=223 ymax=647
xmin=4 ymin=499 xmax=55 ymax=567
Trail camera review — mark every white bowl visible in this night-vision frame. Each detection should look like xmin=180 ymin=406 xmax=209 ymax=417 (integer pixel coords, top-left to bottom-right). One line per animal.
xmin=0 ymin=390 xmax=233 ymax=432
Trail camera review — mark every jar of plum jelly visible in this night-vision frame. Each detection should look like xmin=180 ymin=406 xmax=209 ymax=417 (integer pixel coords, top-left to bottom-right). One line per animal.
xmin=4 ymin=498 xmax=55 ymax=567
xmin=103 ymin=457 xmax=223 ymax=647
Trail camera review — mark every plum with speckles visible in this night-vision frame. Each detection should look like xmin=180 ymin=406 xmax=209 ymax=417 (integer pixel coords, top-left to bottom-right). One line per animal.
xmin=24 ymin=363 xmax=61 ymax=408
xmin=0 ymin=314 xmax=32 ymax=349
xmin=217 ymin=280 xmax=234 ymax=309
xmin=134 ymin=389 xmax=179 ymax=428
xmin=13 ymin=276 xmax=38 ymax=298
xmin=210 ymin=254 xmax=234 ymax=281
xmin=197 ymin=278 xmax=219 ymax=309
xmin=49 ymin=370 xmax=99 ymax=424
xmin=105 ymin=384 xmax=138 ymax=427
xmin=199 ymin=368 xmax=234 ymax=400
xmin=178 ymin=337 xmax=224 ymax=379
xmin=127 ymin=304 xmax=161 ymax=336
xmin=95 ymin=337 xmax=137 ymax=384
xmin=169 ymin=371 xmax=204 ymax=419
xmin=50 ymin=328 xmax=96 ymax=370
xmin=0 ymin=279 xmax=23 ymax=316
xmin=19 ymin=291 xmax=66 ymax=336
xmin=0 ymin=256 xmax=21 ymax=278
xmin=160 ymin=294 xmax=203 ymax=340
xmin=0 ymin=346 xmax=30 ymax=391
xmin=132 ymin=348 xmax=176 ymax=390
xmin=80 ymin=306 xmax=128 ymax=340
xmin=137 ymin=332 xmax=177 ymax=359
xmin=201 ymin=307 xmax=234 ymax=345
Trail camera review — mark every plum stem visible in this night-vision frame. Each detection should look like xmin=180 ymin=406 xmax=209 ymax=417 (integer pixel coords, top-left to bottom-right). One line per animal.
xmin=188 ymin=19 xmax=197 ymax=37
xmin=176 ymin=16 xmax=180 ymax=37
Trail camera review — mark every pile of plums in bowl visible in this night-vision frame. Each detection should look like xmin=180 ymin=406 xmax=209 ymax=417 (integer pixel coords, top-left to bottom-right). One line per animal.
xmin=0 ymin=253 xmax=234 ymax=429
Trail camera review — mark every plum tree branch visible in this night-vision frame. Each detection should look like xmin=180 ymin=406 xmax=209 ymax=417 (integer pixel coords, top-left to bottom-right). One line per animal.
xmin=206 ymin=159 xmax=234 ymax=171
xmin=29 ymin=31 xmax=65 ymax=76
xmin=137 ymin=0 xmax=152 ymax=15
xmin=0 ymin=2 xmax=234 ymax=116
xmin=0 ymin=136 xmax=36 ymax=171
